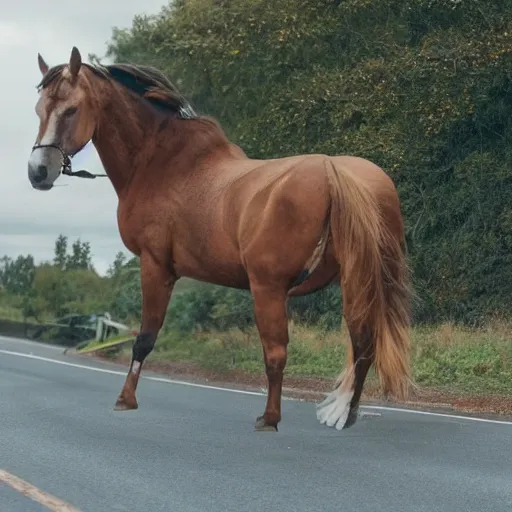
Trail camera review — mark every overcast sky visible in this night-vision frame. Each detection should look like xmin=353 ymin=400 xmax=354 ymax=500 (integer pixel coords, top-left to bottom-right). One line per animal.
xmin=1 ymin=0 xmax=167 ymax=275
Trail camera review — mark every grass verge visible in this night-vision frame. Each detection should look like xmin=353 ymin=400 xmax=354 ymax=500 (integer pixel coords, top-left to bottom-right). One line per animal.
xmin=105 ymin=321 xmax=512 ymax=400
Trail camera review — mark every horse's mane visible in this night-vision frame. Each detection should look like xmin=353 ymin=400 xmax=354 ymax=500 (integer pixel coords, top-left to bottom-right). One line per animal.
xmin=37 ymin=62 xmax=197 ymax=118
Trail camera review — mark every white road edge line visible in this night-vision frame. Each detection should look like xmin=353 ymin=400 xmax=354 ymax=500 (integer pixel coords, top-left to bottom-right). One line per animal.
xmin=1 ymin=348 xmax=512 ymax=426
xmin=0 ymin=469 xmax=80 ymax=511
xmin=0 ymin=335 xmax=63 ymax=350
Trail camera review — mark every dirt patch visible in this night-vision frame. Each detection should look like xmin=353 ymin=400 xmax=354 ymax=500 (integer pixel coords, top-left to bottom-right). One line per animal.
xmin=89 ymin=352 xmax=512 ymax=419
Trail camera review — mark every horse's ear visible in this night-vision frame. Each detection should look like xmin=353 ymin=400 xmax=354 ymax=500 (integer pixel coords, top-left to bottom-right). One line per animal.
xmin=38 ymin=53 xmax=49 ymax=76
xmin=68 ymin=46 xmax=82 ymax=78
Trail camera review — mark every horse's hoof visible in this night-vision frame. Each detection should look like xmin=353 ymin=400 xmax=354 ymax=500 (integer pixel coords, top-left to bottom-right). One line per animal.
xmin=343 ymin=407 xmax=359 ymax=429
xmin=113 ymin=398 xmax=138 ymax=411
xmin=254 ymin=415 xmax=278 ymax=432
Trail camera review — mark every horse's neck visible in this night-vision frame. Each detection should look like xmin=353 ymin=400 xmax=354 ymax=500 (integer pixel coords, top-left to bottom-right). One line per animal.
xmin=92 ymin=91 xmax=159 ymax=196
xmin=92 ymin=88 xmax=239 ymax=197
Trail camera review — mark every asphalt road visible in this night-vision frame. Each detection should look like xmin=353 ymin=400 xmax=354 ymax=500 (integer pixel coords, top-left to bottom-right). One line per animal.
xmin=1 ymin=335 xmax=511 ymax=512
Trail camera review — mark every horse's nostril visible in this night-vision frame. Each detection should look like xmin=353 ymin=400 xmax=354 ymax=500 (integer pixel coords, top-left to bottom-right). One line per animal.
xmin=38 ymin=165 xmax=48 ymax=179
xmin=34 ymin=165 xmax=48 ymax=183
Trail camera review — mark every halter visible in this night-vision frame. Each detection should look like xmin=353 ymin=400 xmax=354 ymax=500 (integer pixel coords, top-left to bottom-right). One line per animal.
xmin=30 ymin=143 xmax=108 ymax=179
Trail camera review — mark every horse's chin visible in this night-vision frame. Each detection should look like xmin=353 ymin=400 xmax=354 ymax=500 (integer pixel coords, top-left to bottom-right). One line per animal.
xmin=32 ymin=183 xmax=53 ymax=191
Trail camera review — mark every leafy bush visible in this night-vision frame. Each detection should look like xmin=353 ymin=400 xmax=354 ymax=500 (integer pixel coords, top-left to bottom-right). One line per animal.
xmin=104 ymin=0 xmax=512 ymax=325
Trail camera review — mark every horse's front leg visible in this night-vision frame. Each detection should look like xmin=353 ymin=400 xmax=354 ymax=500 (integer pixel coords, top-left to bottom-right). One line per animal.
xmin=114 ymin=252 xmax=175 ymax=411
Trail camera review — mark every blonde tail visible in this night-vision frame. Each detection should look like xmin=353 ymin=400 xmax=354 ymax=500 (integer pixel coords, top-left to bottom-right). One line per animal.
xmin=321 ymin=159 xmax=412 ymax=417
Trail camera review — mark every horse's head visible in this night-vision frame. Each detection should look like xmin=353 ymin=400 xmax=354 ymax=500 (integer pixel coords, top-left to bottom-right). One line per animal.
xmin=28 ymin=47 xmax=97 ymax=190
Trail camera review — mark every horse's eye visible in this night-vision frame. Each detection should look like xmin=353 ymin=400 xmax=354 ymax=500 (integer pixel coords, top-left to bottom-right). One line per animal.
xmin=63 ymin=106 xmax=78 ymax=117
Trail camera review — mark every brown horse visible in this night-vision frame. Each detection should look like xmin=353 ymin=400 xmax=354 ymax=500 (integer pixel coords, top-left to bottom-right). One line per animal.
xmin=28 ymin=47 xmax=412 ymax=432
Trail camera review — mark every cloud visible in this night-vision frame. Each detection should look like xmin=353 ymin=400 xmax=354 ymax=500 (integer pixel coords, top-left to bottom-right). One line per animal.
xmin=0 ymin=21 xmax=31 ymax=47
xmin=0 ymin=0 xmax=167 ymax=275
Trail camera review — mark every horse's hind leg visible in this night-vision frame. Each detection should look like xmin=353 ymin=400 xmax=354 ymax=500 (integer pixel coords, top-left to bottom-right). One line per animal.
xmin=250 ymin=282 xmax=289 ymax=432
xmin=317 ymin=287 xmax=374 ymax=430
xmin=342 ymin=324 xmax=373 ymax=428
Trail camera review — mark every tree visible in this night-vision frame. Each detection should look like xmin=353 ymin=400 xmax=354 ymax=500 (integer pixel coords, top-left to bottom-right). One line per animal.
xmin=107 ymin=251 xmax=128 ymax=279
xmin=67 ymin=238 xmax=92 ymax=270
xmin=0 ymin=255 xmax=36 ymax=295
xmin=32 ymin=264 xmax=72 ymax=317
xmin=53 ymin=235 xmax=68 ymax=270
xmin=107 ymin=256 xmax=141 ymax=322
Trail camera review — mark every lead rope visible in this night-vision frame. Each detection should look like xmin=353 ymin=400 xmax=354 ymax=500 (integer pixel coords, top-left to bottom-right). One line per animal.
xmin=61 ymin=154 xmax=109 ymax=179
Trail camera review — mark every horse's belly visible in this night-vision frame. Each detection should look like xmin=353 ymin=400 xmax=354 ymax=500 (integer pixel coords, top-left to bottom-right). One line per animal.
xmin=172 ymin=242 xmax=250 ymax=290
xmin=174 ymin=262 xmax=250 ymax=289
xmin=176 ymin=267 xmax=249 ymax=290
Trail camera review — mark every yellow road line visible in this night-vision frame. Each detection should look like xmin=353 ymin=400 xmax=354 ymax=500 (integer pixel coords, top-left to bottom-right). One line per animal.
xmin=0 ymin=469 xmax=81 ymax=511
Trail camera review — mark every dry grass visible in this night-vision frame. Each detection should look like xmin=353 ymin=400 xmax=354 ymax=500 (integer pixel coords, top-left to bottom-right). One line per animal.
xmin=146 ymin=320 xmax=512 ymax=396
xmin=0 ymin=304 xmax=23 ymax=321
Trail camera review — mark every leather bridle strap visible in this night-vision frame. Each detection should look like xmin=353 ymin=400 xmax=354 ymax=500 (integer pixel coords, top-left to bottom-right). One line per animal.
xmin=30 ymin=143 xmax=108 ymax=179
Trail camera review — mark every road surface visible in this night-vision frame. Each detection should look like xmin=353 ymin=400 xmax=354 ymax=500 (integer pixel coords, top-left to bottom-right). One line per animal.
xmin=1 ymin=335 xmax=511 ymax=512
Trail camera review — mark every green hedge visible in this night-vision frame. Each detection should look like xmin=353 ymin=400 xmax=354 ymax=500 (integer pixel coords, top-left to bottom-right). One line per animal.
xmin=105 ymin=0 xmax=512 ymax=326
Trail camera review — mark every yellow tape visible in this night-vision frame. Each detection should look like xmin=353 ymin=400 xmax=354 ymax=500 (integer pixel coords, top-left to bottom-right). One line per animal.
xmin=75 ymin=334 xmax=135 ymax=354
